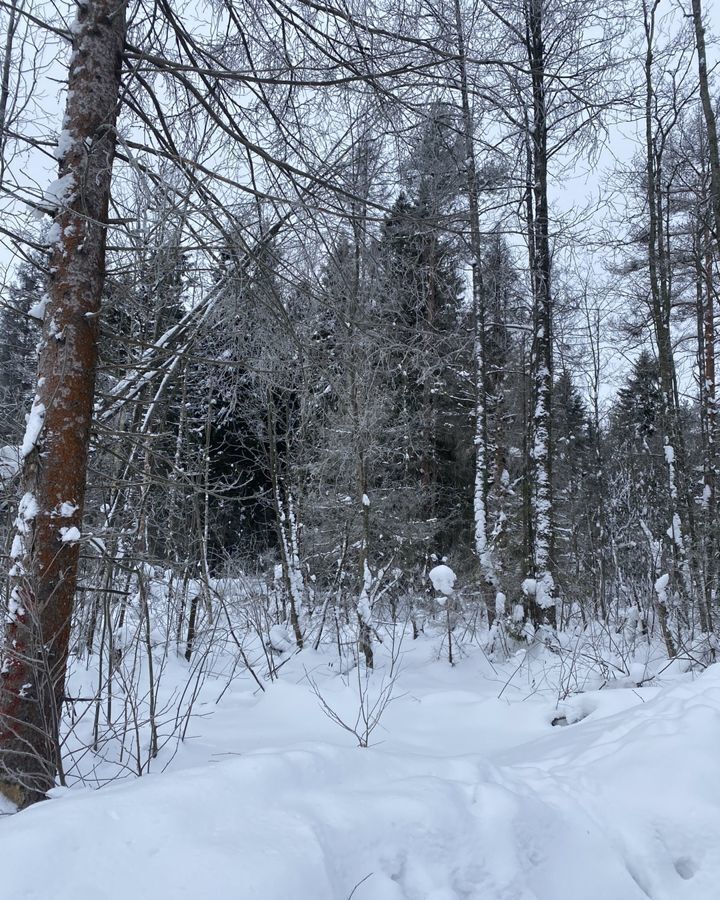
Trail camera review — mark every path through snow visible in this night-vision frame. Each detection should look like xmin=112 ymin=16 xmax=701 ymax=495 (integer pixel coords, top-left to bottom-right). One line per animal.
xmin=0 ymin=638 xmax=718 ymax=900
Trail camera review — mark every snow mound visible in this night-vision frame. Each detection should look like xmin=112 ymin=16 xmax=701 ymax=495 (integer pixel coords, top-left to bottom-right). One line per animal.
xmin=429 ymin=564 xmax=456 ymax=596
xmin=269 ymin=624 xmax=293 ymax=653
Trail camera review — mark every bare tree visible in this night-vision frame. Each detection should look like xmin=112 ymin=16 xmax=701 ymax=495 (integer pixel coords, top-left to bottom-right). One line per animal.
xmin=691 ymin=0 xmax=720 ymax=252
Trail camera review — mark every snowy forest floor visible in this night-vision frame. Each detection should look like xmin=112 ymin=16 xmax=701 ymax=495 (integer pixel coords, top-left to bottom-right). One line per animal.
xmin=1 ymin=629 xmax=719 ymax=900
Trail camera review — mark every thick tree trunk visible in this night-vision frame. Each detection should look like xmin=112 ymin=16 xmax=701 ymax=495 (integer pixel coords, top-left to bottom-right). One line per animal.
xmin=0 ymin=0 xmax=126 ymax=807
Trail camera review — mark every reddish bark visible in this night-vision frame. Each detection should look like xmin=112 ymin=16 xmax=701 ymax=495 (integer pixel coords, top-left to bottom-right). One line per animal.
xmin=0 ymin=0 xmax=126 ymax=807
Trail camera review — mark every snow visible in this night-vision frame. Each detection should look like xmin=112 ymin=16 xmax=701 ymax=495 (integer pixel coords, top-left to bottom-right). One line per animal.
xmin=269 ymin=624 xmax=293 ymax=653
xmin=45 ymin=222 xmax=62 ymax=245
xmin=655 ymin=572 xmax=670 ymax=605
xmin=357 ymin=593 xmax=372 ymax=623
xmin=0 ymin=444 xmax=20 ymax=481
xmin=667 ymin=513 xmax=684 ymax=548
xmin=357 ymin=559 xmax=373 ymax=624
xmin=1 ymin=634 xmax=720 ymax=899
xmin=9 ymin=534 xmax=23 ymax=560
xmin=535 ymin=571 xmax=556 ymax=610
xmin=20 ymin=396 xmax=46 ymax=457
xmin=41 ymin=173 xmax=75 ymax=212
xmin=27 ymin=295 xmax=48 ymax=321
xmin=429 ymin=564 xmax=456 ymax=596
xmin=7 ymin=589 xmax=25 ymax=621
xmin=59 ymin=525 xmax=81 ymax=543
xmin=54 ymin=128 xmax=75 ymax=160
xmin=17 ymin=491 xmax=38 ymax=523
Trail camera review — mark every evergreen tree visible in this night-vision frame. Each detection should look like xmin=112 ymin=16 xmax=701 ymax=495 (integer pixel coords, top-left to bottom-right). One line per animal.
xmin=607 ymin=351 xmax=669 ymax=586
xmin=376 ymin=108 xmax=470 ymax=566
xmin=552 ymin=370 xmax=593 ymax=600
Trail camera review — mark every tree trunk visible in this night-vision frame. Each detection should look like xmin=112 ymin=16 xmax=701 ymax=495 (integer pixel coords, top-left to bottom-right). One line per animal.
xmin=453 ymin=0 xmax=498 ymax=612
xmin=688 ymin=0 xmax=720 ymax=633
xmin=0 ymin=0 xmax=126 ymax=808
xmin=642 ymin=0 xmax=695 ymax=617
xmin=695 ymin=215 xmax=717 ymax=633
xmin=526 ymin=0 xmax=556 ymax=626
xmin=0 ymin=0 xmax=19 ymax=190
xmin=691 ymin=0 xmax=720 ymax=254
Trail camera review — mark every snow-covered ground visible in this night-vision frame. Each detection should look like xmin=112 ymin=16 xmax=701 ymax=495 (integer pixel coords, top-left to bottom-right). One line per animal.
xmin=1 ymin=633 xmax=719 ymax=900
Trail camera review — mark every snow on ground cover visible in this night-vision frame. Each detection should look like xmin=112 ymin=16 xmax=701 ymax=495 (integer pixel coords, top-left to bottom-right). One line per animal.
xmin=429 ymin=564 xmax=456 ymax=596
xmin=0 ymin=631 xmax=718 ymax=900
